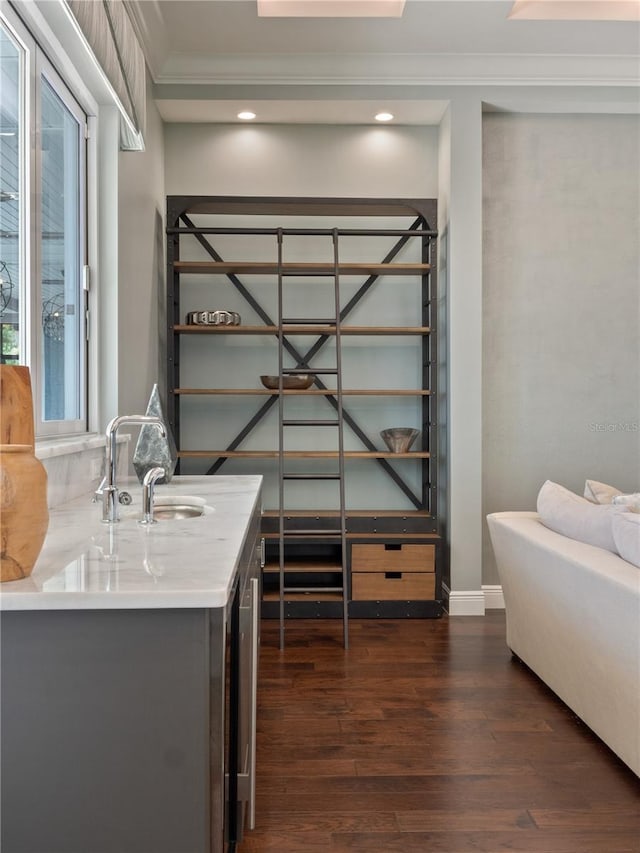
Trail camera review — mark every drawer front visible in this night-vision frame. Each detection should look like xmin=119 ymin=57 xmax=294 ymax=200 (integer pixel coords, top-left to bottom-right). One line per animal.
xmin=352 ymin=572 xmax=436 ymax=601
xmin=351 ymin=543 xmax=435 ymax=574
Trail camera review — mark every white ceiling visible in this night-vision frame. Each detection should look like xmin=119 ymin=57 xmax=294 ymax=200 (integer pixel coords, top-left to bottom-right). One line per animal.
xmin=127 ymin=0 xmax=640 ymax=124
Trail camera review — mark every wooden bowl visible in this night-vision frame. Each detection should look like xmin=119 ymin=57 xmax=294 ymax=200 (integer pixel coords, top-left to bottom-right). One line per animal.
xmin=260 ymin=375 xmax=314 ymax=390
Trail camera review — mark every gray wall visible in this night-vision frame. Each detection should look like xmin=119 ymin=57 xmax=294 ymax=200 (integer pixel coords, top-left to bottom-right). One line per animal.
xmin=117 ymin=74 xmax=166 ymax=422
xmin=164 ymin=123 xmax=439 ymax=197
xmin=482 ymin=113 xmax=640 ymax=584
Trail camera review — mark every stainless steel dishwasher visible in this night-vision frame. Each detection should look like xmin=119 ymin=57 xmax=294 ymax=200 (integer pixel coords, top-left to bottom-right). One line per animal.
xmin=225 ymin=530 xmax=262 ymax=850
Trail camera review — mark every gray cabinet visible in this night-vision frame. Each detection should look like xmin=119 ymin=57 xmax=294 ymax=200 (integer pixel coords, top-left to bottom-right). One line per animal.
xmin=0 ymin=525 xmax=261 ymax=853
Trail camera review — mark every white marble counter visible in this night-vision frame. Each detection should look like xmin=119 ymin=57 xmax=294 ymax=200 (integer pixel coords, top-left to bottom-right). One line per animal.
xmin=0 ymin=475 xmax=262 ymax=611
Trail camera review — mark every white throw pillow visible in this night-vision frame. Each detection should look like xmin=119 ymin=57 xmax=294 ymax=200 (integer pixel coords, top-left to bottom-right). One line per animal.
xmin=611 ymin=513 xmax=640 ymax=568
xmin=612 ymin=493 xmax=640 ymax=513
xmin=584 ymin=479 xmax=623 ymax=504
xmin=538 ymin=480 xmax=628 ymax=553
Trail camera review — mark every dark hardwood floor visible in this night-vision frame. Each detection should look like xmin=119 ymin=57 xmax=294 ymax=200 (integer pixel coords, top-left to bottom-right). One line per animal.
xmin=239 ymin=612 xmax=640 ymax=853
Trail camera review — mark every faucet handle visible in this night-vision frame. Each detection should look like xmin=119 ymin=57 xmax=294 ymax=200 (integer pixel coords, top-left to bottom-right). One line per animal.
xmin=140 ymin=466 xmax=166 ymax=525
xmin=92 ymin=475 xmax=107 ymax=502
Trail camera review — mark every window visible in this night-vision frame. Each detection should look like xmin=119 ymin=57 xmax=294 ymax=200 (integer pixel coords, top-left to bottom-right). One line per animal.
xmin=0 ymin=24 xmax=21 ymax=366
xmin=1 ymin=10 xmax=87 ymax=435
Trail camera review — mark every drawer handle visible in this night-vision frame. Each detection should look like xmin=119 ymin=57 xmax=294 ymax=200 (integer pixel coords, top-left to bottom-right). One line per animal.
xmin=385 ymin=571 xmax=402 ymax=580
xmin=384 ymin=544 xmax=402 ymax=551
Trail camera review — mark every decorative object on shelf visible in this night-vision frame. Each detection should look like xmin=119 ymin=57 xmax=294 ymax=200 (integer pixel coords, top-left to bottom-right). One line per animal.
xmin=132 ymin=384 xmax=177 ymax=484
xmin=260 ymin=374 xmax=314 ymax=390
xmin=186 ymin=309 xmax=241 ymax=326
xmin=380 ymin=427 xmax=420 ymax=453
xmin=0 ymin=365 xmax=49 ymax=582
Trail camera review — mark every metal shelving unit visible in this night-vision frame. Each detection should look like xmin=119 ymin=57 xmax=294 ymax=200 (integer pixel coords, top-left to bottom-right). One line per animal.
xmin=166 ymin=196 xmax=445 ymax=622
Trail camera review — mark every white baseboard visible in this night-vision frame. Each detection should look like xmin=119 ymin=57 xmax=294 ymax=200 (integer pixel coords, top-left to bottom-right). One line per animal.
xmin=443 ymin=584 xmax=505 ymax=615
xmin=444 ymin=586 xmax=485 ymax=615
xmin=482 ymin=584 xmax=505 ymax=609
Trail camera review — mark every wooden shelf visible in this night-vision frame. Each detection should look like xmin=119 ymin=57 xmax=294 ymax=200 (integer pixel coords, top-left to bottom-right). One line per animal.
xmin=178 ymin=450 xmax=430 ymax=459
xmin=174 ymin=261 xmax=430 ymax=276
xmin=261 ymin=509 xmax=432 ymax=519
xmin=262 ymin=590 xmax=343 ymax=601
xmin=174 ymin=325 xmax=430 ymax=335
xmin=263 ymin=560 xmax=342 ymax=574
xmin=175 ymin=388 xmax=431 ymax=396
xmin=262 ymin=531 xmax=439 ymax=540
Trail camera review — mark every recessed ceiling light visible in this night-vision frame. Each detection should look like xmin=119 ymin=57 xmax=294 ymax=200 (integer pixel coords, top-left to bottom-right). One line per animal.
xmin=237 ymin=111 xmax=257 ymax=121
xmin=258 ymin=0 xmax=405 ymax=17
xmin=375 ymin=112 xmax=394 ymax=122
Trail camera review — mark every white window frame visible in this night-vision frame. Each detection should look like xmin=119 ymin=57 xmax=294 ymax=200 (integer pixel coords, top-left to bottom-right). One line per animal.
xmin=1 ymin=6 xmax=89 ymax=437
xmin=34 ymin=53 xmax=87 ymax=435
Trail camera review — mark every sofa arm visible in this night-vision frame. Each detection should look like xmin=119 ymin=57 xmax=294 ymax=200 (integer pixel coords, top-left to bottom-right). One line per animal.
xmin=487 ymin=511 xmax=640 ymax=778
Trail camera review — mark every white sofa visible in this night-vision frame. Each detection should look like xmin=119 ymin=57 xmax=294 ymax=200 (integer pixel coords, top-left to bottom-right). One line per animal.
xmin=487 ymin=511 xmax=640 ymax=777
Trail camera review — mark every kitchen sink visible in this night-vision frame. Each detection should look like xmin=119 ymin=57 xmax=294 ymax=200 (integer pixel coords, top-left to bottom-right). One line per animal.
xmin=121 ymin=495 xmax=214 ymax=523
xmin=152 ymin=503 xmax=205 ymax=520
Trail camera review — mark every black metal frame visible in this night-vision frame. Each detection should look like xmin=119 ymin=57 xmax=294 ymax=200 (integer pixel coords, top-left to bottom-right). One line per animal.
xmin=166 ymin=196 xmax=444 ymax=619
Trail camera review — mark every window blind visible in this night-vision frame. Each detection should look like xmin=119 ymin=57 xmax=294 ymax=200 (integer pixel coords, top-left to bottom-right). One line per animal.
xmin=66 ymin=0 xmax=146 ymax=150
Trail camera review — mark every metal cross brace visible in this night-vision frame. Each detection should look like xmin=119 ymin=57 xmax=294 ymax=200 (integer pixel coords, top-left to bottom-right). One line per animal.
xmin=179 ymin=213 xmax=428 ymax=509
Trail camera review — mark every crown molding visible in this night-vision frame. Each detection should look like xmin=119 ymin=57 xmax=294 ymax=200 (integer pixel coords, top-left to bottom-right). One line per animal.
xmin=123 ymin=0 xmax=169 ymax=81
xmin=509 ymin=0 xmax=640 ymax=21
xmin=156 ymin=51 xmax=640 ymax=87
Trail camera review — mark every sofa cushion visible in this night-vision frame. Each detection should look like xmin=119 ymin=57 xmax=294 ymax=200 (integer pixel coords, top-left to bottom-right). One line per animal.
xmin=538 ymin=480 xmax=628 ymax=553
xmin=584 ymin=479 xmax=623 ymax=504
xmin=612 ymin=513 xmax=640 ymax=568
xmin=612 ymin=493 xmax=640 ymax=513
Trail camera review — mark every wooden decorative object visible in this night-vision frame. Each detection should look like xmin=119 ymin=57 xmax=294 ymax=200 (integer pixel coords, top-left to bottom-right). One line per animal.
xmin=0 ymin=445 xmax=49 ymax=582
xmin=0 ymin=365 xmax=35 ymax=446
xmin=0 ymin=365 xmax=49 ymax=582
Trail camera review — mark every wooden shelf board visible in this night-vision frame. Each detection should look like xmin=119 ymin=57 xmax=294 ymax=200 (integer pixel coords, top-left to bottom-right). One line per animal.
xmin=174 ymin=261 xmax=430 ymax=276
xmin=175 ymin=388 xmax=431 ymax=396
xmin=345 ymin=532 xmax=440 ymax=540
xmin=262 ymin=509 xmax=431 ymax=518
xmin=262 ymin=591 xmax=343 ymax=601
xmin=178 ymin=450 xmax=430 ymax=459
xmin=263 ymin=561 xmax=343 ymax=574
xmin=262 ymin=531 xmax=439 ymax=540
xmin=174 ymin=325 xmax=430 ymax=336
xmin=175 ymin=325 xmax=276 ymax=335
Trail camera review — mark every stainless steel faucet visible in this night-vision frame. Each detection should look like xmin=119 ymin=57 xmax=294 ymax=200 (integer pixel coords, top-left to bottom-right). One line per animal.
xmin=101 ymin=415 xmax=166 ymax=523
xmin=140 ymin=467 xmax=166 ymax=525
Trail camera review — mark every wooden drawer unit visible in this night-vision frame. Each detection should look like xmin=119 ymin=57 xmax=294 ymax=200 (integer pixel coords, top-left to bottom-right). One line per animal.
xmin=351 ymin=543 xmax=436 ymax=601
xmin=351 ymin=543 xmax=435 ymax=574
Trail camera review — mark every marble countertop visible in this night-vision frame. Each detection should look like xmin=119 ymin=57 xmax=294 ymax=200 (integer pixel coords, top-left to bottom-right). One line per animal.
xmin=0 ymin=475 xmax=262 ymax=611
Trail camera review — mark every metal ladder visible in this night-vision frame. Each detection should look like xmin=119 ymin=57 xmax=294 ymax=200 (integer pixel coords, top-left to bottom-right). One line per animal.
xmin=276 ymin=228 xmax=349 ymax=650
